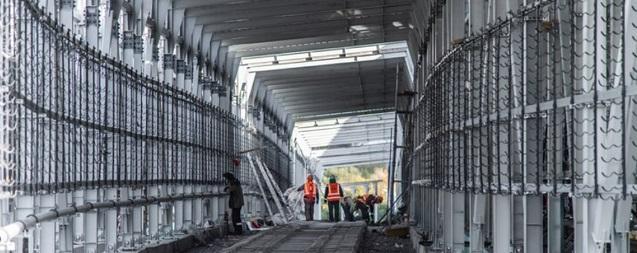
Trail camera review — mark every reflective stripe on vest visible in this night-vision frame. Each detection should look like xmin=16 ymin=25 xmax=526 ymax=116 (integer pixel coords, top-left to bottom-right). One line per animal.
xmin=304 ymin=181 xmax=316 ymax=198
xmin=327 ymin=183 xmax=340 ymax=202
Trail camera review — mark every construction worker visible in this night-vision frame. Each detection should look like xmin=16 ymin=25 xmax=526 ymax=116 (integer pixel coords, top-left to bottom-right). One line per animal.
xmin=364 ymin=194 xmax=383 ymax=222
xmin=341 ymin=196 xmax=355 ymax=221
xmin=297 ymin=175 xmax=319 ymax=221
xmin=324 ymin=175 xmax=343 ymax=222
xmin=355 ymin=196 xmax=370 ymax=223
xmin=223 ymin=172 xmax=244 ymax=234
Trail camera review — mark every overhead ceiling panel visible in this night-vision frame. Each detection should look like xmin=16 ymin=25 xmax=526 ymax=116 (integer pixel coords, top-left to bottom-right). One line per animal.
xmin=254 ymin=58 xmax=407 ymax=120
xmin=181 ymin=0 xmax=416 ymax=57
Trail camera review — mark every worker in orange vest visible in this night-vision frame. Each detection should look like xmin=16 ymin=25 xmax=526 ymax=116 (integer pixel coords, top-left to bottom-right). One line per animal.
xmin=297 ymin=175 xmax=319 ymax=221
xmin=324 ymin=175 xmax=344 ymax=222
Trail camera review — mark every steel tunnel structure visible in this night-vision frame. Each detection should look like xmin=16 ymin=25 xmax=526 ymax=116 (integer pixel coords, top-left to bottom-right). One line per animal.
xmin=1 ymin=0 xmax=637 ymax=252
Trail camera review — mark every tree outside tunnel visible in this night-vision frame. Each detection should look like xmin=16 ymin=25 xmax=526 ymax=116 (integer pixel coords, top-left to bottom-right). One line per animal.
xmin=320 ymin=163 xmax=388 ymax=221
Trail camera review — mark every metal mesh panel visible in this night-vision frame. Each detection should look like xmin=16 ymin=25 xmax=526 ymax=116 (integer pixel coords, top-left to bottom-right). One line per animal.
xmin=0 ymin=0 xmax=292 ymax=195
xmin=412 ymin=0 xmax=637 ymax=200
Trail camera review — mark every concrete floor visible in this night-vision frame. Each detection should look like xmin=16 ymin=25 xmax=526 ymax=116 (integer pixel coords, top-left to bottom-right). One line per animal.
xmin=218 ymin=221 xmax=367 ymax=253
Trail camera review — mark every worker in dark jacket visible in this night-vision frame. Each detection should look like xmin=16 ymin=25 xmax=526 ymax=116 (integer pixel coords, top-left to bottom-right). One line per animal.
xmin=223 ymin=172 xmax=244 ymax=234
xmin=324 ymin=175 xmax=344 ymax=222
xmin=297 ymin=175 xmax=320 ymax=221
xmin=341 ymin=196 xmax=355 ymax=221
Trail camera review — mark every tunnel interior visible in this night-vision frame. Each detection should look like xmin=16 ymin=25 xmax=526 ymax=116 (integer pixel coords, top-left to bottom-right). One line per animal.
xmin=2 ymin=0 xmax=637 ymax=252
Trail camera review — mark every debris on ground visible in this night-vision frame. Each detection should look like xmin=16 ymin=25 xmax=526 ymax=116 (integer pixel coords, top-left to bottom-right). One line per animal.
xmin=383 ymin=224 xmax=410 ymax=237
xmin=363 ymin=226 xmax=414 ymax=253
xmin=246 ymin=217 xmax=274 ymax=231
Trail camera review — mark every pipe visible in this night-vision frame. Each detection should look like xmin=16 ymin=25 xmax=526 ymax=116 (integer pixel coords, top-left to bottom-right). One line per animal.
xmin=237 ymin=146 xmax=263 ymax=154
xmin=0 ymin=191 xmax=266 ymax=243
xmin=387 ymin=63 xmax=401 ymax=226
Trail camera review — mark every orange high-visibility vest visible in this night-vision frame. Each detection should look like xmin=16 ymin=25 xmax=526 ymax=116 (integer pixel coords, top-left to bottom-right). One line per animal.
xmin=304 ymin=181 xmax=316 ymax=198
xmin=327 ymin=183 xmax=341 ymax=202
